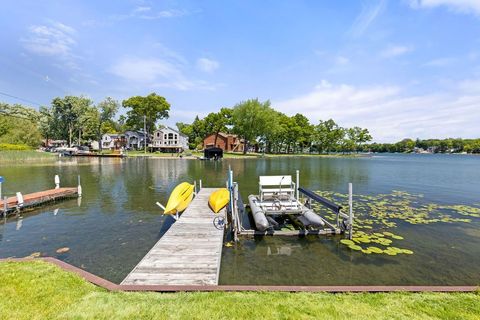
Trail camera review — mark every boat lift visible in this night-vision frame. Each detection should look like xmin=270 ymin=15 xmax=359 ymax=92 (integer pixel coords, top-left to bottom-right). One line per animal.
xmin=227 ymin=169 xmax=354 ymax=241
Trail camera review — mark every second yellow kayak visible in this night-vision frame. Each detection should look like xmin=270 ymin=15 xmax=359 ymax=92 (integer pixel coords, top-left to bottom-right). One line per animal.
xmin=164 ymin=182 xmax=194 ymax=214
xmin=209 ymin=188 xmax=230 ymax=213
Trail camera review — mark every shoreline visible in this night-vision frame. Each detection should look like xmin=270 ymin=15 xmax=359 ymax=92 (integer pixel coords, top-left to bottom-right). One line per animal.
xmin=1 ymin=150 xmax=478 ymax=164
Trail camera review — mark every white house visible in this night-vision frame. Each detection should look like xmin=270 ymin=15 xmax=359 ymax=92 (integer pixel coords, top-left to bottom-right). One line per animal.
xmin=151 ymin=126 xmax=189 ymax=152
xmin=101 ymin=133 xmax=125 ymax=150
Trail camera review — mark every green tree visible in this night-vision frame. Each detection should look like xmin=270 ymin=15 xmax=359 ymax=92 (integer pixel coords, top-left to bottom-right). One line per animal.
xmin=292 ymin=113 xmax=314 ymax=153
xmin=203 ymin=108 xmax=233 ymax=146
xmin=50 ymin=96 xmax=93 ymax=146
xmin=314 ymin=119 xmax=344 ymax=153
xmin=123 ymin=93 xmax=170 ymax=138
xmin=0 ymin=103 xmax=42 ymax=147
xmin=96 ymin=97 xmax=119 ymax=150
xmin=231 ymin=99 xmax=272 ymax=154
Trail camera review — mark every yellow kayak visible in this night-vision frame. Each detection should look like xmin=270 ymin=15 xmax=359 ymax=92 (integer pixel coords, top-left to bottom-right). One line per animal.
xmin=209 ymin=188 xmax=230 ymax=213
xmin=164 ymin=182 xmax=194 ymax=214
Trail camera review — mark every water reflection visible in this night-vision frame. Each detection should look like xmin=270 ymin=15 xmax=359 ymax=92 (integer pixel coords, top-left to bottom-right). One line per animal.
xmin=0 ymin=154 xmax=478 ymax=285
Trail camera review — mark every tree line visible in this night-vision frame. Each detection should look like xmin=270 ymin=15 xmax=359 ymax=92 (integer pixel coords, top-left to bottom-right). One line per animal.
xmin=177 ymin=98 xmax=372 ymax=154
xmin=4 ymin=94 xmax=476 ymax=155
xmin=367 ymin=138 xmax=480 ymax=154
xmin=0 ymin=93 xmax=170 ymax=150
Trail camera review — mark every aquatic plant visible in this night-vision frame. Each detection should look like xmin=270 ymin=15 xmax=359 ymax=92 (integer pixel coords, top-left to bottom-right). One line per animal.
xmin=311 ymin=189 xmax=480 ymax=256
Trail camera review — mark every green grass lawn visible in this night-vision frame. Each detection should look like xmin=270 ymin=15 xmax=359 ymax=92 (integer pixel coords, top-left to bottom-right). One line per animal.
xmin=0 ymin=261 xmax=479 ymax=320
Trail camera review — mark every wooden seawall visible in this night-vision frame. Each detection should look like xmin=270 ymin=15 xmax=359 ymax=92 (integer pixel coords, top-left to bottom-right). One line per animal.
xmin=122 ymin=188 xmax=225 ymax=286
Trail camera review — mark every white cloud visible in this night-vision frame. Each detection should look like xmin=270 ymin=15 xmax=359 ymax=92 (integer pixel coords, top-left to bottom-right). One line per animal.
xmin=110 ymin=57 xmax=218 ymax=91
xmin=408 ymin=0 xmax=480 ymax=16
xmin=275 ymin=80 xmax=480 ymax=142
xmin=349 ymin=0 xmax=386 ymax=37
xmin=196 ymin=58 xmax=220 ymax=73
xmin=110 ymin=58 xmax=179 ymax=83
xmin=112 ymin=7 xmax=189 ymax=21
xmin=380 ymin=45 xmax=413 ymax=58
xmin=335 ymin=56 xmax=349 ymax=65
xmin=21 ymin=21 xmax=76 ymax=56
xmin=423 ymin=57 xmax=455 ymax=67
xmin=20 ymin=21 xmax=82 ymax=71
xmin=133 ymin=6 xmax=151 ymax=13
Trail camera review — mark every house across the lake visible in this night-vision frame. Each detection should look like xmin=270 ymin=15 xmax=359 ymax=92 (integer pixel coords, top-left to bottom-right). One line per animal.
xmin=101 ymin=133 xmax=126 ymax=150
xmin=124 ymin=130 xmax=149 ymax=150
xmin=151 ymin=126 xmax=189 ymax=153
xmin=203 ymin=132 xmax=244 ymax=152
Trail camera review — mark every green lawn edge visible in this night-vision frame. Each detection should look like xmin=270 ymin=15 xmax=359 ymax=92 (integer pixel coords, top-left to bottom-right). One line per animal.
xmin=0 ymin=261 xmax=479 ymax=320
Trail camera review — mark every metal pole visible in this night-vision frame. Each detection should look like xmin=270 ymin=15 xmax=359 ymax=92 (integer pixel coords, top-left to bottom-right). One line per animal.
xmin=296 ymin=170 xmax=299 ymax=201
xmin=144 ymin=115 xmax=147 ymax=154
xmin=348 ymin=183 xmax=353 ymax=239
xmin=3 ymin=196 xmax=7 ymax=217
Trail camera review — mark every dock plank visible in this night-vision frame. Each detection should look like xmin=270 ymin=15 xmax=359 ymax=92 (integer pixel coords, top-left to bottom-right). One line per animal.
xmin=121 ymin=188 xmax=225 ymax=286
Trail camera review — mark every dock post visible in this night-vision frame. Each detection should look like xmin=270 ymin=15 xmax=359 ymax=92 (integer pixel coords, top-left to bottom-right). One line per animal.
xmin=199 ymin=179 xmax=202 ymax=190
xmin=77 ymin=175 xmax=82 ymax=197
xmin=194 ymin=180 xmax=197 ymax=195
xmin=16 ymin=192 xmax=24 ymax=209
xmin=348 ymin=183 xmax=353 ymax=239
xmin=54 ymin=175 xmax=60 ymax=189
xmin=3 ymin=196 xmax=7 ymax=217
xmin=296 ymin=170 xmax=300 ymax=201
xmin=233 ymin=182 xmax=240 ymax=242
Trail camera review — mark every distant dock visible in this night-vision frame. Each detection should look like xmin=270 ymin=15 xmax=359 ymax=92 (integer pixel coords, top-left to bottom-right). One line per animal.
xmin=122 ymin=188 xmax=225 ymax=286
xmin=0 ymin=187 xmax=78 ymax=215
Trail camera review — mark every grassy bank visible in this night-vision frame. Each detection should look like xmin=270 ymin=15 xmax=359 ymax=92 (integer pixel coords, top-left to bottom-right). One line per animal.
xmin=0 ymin=261 xmax=479 ymax=320
xmin=0 ymin=150 xmax=56 ymax=163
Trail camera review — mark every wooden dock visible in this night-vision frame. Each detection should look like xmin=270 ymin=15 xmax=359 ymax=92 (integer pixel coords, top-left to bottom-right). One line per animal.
xmin=0 ymin=187 xmax=78 ymax=214
xmin=122 ymin=188 xmax=225 ymax=286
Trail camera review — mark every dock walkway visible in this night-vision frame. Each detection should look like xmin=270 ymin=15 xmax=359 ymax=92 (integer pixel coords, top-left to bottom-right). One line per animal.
xmin=0 ymin=187 xmax=78 ymax=214
xmin=122 ymin=188 xmax=225 ymax=286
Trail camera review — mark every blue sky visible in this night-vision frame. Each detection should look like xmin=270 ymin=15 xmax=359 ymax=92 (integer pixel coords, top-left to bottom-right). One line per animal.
xmin=1 ymin=0 xmax=480 ymax=142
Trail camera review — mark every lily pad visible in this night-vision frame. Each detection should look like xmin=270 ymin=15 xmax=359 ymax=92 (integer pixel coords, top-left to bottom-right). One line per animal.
xmin=384 ymin=250 xmax=397 ymax=256
xmin=348 ymin=244 xmax=362 ymax=251
xmin=340 ymin=239 xmax=355 ymax=246
xmin=367 ymin=246 xmax=383 ymax=254
xmin=401 ymin=249 xmax=414 ymax=254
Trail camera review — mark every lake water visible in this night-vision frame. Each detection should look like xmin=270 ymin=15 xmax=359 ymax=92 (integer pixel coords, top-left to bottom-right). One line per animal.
xmin=0 ymin=154 xmax=479 ymax=285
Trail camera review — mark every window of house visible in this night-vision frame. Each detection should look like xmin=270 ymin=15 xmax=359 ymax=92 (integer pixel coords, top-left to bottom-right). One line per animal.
xmin=164 ymin=134 xmax=167 ymax=139
xmin=168 ymin=133 xmax=174 ymax=140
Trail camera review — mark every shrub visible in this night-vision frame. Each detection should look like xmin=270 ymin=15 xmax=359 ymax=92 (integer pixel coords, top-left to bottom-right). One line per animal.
xmin=0 ymin=143 xmax=32 ymax=151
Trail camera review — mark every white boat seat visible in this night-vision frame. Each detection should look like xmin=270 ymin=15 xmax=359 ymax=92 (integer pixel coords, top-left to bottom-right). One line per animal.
xmin=259 ymin=175 xmax=292 ymax=186
xmin=259 ymin=175 xmax=295 ymax=201
xmin=261 ymin=188 xmax=294 ymax=193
